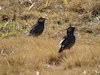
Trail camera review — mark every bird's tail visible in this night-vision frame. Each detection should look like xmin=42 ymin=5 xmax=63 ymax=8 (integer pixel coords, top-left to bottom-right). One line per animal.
xmin=58 ymin=48 xmax=63 ymax=53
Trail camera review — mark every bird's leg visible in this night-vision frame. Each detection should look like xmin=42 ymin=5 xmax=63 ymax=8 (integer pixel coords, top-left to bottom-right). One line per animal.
xmin=69 ymin=48 xmax=70 ymax=51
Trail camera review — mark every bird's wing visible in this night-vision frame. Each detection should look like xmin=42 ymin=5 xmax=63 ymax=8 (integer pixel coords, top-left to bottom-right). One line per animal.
xmin=60 ymin=36 xmax=74 ymax=48
xmin=27 ymin=23 xmax=39 ymax=36
xmin=59 ymin=38 xmax=65 ymax=48
xmin=29 ymin=23 xmax=39 ymax=32
xmin=59 ymin=36 xmax=67 ymax=47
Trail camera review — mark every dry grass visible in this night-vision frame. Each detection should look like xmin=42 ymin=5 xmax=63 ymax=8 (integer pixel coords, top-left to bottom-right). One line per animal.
xmin=0 ymin=34 xmax=100 ymax=75
xmin=0 ymin=0 xmax=100 ymax=75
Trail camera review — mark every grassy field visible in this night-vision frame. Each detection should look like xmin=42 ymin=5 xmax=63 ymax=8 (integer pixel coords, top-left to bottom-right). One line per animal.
xmin=0 ymin=0 xmax=100 ymax=75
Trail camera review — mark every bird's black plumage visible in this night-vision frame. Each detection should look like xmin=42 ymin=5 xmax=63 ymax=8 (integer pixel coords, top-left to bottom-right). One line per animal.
xmin=58 ymin=26 xmax=76 ymax=53
xmin=27 ymin=17 xmax=45 ymax=36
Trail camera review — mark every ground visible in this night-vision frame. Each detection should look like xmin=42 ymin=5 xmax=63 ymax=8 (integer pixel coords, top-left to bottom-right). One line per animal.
xmin=0 ymin=0 xmax=100 ymax=75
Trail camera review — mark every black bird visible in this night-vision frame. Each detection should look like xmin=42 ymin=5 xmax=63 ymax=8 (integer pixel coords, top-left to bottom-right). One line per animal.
xmin=58 ymin=26 xmax=76 ymax=53
xmin=27 ymin=17 xmax=45 ymax=36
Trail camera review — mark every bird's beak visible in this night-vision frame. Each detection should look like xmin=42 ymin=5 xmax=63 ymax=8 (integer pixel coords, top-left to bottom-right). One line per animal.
xmin=70 ymin=26 xmax=78 ymax=31
xmin=74 ymin=25 xmax=78 ymax=30
xmin=42 ymin=17 xmax=45 ymax=19
xmin=42 ymin=17 xmax=47 ymax=20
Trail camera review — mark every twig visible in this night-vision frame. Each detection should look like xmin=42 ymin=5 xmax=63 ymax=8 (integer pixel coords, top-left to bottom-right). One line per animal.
xmin=28 ymin=3 xmax=35 ymax=11
xmin=28 ymin=0 xmax=40 ymax=11
xmin=0 ymin=6 xmax=2 ymax=11
xmin=1 ymin=49 xmax=5 ymax=56
xmin=6 ymin=61 xmax=10 ymax=68
xmin=4 ymin=21 xmax=9 ymax=27
xmin=29 ymin=0 xmax=32 ymax=4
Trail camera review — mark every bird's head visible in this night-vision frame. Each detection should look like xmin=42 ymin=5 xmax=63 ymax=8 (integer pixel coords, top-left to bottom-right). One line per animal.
xmin=67 ymin=26 xmax=75 ymax=34
xmin=38 ymin=17 xmax=45 ymax=24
